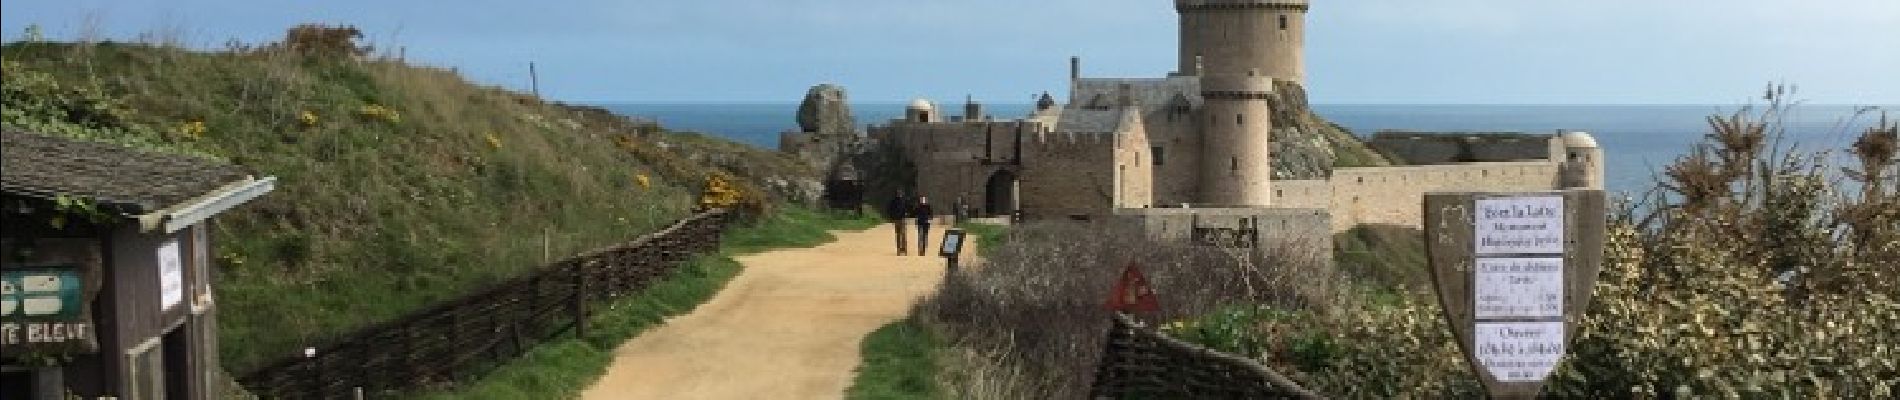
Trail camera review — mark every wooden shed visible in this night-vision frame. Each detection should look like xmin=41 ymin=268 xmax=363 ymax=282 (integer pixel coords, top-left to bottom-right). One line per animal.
xmin=1 ymin=131 xmax=275 ymax=399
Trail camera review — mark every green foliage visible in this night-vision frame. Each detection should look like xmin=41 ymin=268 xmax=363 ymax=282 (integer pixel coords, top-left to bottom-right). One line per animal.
xmin=1331 ymin=224 xmax=1429 ymax=294
xmin=1 ymin=38 xmax=817 ymax=375
xmin=1542 ymin=97 xmax=1899 ymax=398
xmin=952 ymin=222 xmax=1008 ymax=256
xmin=846 ymin=318 xmax=945 ymax=400
xmin=720 ymin=206 xmax=880 ymax=255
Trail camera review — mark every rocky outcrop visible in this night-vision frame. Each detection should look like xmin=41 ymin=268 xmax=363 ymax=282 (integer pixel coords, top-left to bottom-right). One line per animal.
xmin=1266 ymin=80 xmax=1392 ymax=179
xmin=796 ymin=84 xmax=857 ymax=135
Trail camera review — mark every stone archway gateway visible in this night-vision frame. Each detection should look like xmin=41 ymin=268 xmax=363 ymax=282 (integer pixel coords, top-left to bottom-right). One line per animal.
xmin=984 ymin=169 xmax=1018 ymax=217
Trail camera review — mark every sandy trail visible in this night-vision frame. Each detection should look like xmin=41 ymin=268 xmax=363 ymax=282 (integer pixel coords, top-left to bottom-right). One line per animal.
xmin=580 ymin=224 xmax=951 ymax=400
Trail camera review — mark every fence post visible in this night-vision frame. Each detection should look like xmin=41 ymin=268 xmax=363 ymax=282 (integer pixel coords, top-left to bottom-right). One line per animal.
xmin=573 ymin=261 xmax=589 ymax=339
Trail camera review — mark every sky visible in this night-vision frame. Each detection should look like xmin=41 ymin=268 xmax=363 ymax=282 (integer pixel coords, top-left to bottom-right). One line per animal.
xmin=3 ymin=0 xmax=1897 ymax=105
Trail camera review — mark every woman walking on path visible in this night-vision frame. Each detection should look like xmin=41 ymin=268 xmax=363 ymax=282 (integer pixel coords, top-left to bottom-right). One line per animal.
xmin=885 ymin=191 xmax=909 ymax=255
xmin=913 ymin=196 xmax=934 ymax=256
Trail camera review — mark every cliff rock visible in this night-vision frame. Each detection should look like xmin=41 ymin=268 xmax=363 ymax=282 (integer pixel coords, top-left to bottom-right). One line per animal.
xmin=797 ymin=84 xmax=857 ymax=135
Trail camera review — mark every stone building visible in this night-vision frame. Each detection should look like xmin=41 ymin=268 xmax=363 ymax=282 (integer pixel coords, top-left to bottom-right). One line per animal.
xmin=840 ymin=0 xmax=1604 ymax=241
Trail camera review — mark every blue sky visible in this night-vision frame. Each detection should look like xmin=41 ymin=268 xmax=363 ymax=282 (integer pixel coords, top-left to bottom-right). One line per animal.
xmin=3 ymin=0 xmax=1896 ymax=105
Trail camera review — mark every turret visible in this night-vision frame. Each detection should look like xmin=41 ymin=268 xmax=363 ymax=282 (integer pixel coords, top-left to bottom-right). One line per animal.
xmin=1552 ymin=131 xmax=1604 ymax=189
xmin=1175 ymin=0 xmax=1308 ymax=82
xmin=905 ymin=99 xmax=936 ymax=123
xmin=1198 ymin=71 xmax=1277 ymax=206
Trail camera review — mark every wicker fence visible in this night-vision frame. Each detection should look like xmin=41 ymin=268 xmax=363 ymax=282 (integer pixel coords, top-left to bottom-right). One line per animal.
xmin=237 ymin=210 xmax=728 ymax=399
xmin=1090 ymin=312 xmax=1324 ymax=399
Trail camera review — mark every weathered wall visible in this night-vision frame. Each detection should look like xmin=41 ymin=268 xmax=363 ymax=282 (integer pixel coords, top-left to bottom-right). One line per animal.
xmin=1176 ymin=0 xmax=1307 ymax=82
xmin=1367 ymin=132 xmax=1553 ymax=165
xmin=1269 ymin=179 xmax=1330 ymax=209
xmin=1020 ymin=131 xmax=1121 ymax=219
xmin=1325 ymin=161 xmax=1563 ymax=232
xmin=871 ymin=120 xmax=1041 ymax=216
xmin=1114 ymin=207 xmax=1332 ymax=257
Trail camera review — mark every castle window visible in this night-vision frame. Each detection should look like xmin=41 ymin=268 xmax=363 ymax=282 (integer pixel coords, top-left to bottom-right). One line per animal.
xmin=1152 ymin=146 xmax=1165 ymax=166
xmin=1236 ymin=113 xmax=1245 ymax=125
xmin=1279 ymin=15 xmax=1288 ymax=30
xmin=1231 ymin=157 xmax=1239 ymax=171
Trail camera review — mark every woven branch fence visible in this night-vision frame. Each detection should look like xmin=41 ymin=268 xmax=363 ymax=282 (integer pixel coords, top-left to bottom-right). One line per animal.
xmin=237 ymin=210 xmax=728 ymax=399
xmin=1090 ymin=312 xmax=1324 ymax=399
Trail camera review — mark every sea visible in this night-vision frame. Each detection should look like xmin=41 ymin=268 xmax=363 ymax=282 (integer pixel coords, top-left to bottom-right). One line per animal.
xmin=597 ymin=103 xmax=1895 ymax=197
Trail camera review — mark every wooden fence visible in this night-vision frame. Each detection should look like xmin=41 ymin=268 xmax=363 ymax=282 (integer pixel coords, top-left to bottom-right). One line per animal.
xmin=237 ymin=210 xmax=728 ymax=399
xmin=1090 ymin=312 xmax=1324 ymax=399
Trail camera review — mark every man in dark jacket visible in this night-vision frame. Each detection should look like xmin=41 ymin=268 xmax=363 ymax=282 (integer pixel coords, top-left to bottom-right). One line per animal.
xmin=914 ymin=196 xmax=934 ymax=256
xmin=886 ymin=191 xmax=909 ymax=255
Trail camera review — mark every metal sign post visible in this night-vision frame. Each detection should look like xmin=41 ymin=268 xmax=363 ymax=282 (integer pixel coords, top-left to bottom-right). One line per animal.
xmin=939 ymin=229 xmax=966 ymax=272
xmin=1423 ymin=190 xmax=1605 ymax=399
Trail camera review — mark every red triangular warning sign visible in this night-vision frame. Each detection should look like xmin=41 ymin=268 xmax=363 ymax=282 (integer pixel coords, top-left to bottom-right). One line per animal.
xmin=1106 ymin=262 xmax=1160 ymax=313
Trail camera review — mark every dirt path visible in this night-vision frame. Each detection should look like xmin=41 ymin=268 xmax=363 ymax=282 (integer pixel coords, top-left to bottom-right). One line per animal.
xmin=580 ymin=224 xmax=950 ymax=400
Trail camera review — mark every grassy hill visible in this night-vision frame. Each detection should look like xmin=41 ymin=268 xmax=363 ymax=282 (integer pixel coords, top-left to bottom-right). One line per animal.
xmin=2 ymin=32 xmax=814 ymax=373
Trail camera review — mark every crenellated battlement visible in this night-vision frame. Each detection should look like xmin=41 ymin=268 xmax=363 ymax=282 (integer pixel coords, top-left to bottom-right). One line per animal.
xmin=1028 ymin=131 xmax=1120 ymax=148
xmin=1175 ymin=0 xmax=1310 ymax=12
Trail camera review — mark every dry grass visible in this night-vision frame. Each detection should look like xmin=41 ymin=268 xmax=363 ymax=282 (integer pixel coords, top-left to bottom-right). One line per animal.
xmin=913 ymin=221 xmax=1339 ymax=398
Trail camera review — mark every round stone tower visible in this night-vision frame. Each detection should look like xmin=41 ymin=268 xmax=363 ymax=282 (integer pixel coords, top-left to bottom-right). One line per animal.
xmin=1175 ymin=0 xmax=1308 ymax=82
xmin=1198 ymin=72 xmax=1277 ymax=206
xmin=1553 ymin=131 xmax=1605 ymax=189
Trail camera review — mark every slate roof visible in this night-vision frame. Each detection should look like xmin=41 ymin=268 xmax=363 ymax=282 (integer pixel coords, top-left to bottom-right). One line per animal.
xmin=1055 ymin=109 xmax=1134 ymax=134
xmin=1 ymin=130 xmax=252 ymax=214
xmin=1072 ymin=76 xmax=1202 ymax=114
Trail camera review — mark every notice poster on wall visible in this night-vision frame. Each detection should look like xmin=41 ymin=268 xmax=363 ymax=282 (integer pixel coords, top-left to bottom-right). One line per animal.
xmin=159 ymin=240 xmax=184 ymax=311
xmin=1474 ymin=196 xmax=1564 ymax=255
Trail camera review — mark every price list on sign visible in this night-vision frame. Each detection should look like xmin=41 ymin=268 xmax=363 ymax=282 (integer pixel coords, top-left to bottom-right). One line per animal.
xmin=1471 ymin=196 xmax=1566 ymax=383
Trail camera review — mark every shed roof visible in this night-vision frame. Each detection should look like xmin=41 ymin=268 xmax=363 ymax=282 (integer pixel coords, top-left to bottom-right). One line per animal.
xmin=2 ymin=130 xmax=253 ymax=215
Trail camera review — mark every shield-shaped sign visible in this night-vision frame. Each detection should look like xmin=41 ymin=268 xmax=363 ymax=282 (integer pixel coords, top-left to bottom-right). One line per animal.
xmin=1423 ymin=190 xmax=1605 ymax=398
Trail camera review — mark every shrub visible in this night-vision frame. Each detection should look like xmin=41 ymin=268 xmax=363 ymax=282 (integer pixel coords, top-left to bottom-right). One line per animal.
xmin=1545 ymin=92 xmax=1898 ymax=398
xmin=915 ymin=221 xmax=1335 ymax=398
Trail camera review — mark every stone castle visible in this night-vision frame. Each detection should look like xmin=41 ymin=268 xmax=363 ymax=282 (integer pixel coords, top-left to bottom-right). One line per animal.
xmin=785 ymin=0 xmax=1604 ymax=241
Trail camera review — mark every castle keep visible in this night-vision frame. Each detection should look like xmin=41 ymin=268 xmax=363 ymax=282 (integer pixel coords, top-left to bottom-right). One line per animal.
xmin=814 ymin=0 xmax=1604 ymax=237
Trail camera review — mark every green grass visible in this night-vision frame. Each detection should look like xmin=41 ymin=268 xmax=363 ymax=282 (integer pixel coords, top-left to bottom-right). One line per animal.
xmin=722 ymin=207 xmax=881 ymax=255
xmin=846 ymin=318 xmax=944 ymax=400
xmin=953 ymin=222 xmax=1009 ymax=257
xmin=1332 ymin=224 xmax=1429 ymax=293
xmin=1 ymin=40 xmax=820 ymax=373
xmin=410 ymin=207 xmax=875 ymax=399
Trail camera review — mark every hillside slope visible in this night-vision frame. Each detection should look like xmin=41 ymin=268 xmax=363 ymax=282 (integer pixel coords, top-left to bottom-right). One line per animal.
xmin=2 ymin=37 xmax=814 ymax=373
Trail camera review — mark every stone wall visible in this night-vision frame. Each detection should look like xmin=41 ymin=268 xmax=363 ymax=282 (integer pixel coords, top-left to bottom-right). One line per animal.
xmin=1367 ymin=132 xmax=1553 ymax=165
xmin=1114 ymin=207 xmax=1332 ymax=257
xmin=871 ymin=120 xmax=1042 ymax=216
xmin=1020 ymin=131 xmax=1122 ymax=219
xmin=1324 ymin=161 xmax=1562 ymax=232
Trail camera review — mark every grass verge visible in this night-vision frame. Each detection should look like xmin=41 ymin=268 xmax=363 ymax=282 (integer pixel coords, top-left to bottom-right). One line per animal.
xmin=952 ymin=222 xmax=1009 ymax=257
xmin=409 ymin=207 xmax=876 ymax=399
xmin=845 ymin=318 xmax=944 ymax=400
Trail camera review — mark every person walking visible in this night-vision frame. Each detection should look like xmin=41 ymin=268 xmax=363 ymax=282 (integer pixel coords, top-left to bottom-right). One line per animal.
xmin=913 ymin=196 xmax=935 ymax=256
xmin=886 ymin=191 xmax=910 ymax=255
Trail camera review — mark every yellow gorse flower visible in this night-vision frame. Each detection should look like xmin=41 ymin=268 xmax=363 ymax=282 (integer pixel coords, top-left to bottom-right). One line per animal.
xmin=176 ymin=120 xmax=207 ymax=139
xmin=484 ymin=132 xmax=502 ymax=149
xmin=635 ymin=173 xmax=651 ymax=190
xmin=299 ymin=110 xmax=319 ymax=128
xmin=358 ymin=104 xmax=401 ymax=124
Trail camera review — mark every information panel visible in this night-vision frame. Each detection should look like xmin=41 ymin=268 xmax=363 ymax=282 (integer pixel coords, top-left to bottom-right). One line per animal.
xmin=1474 ymin=196 xmax=1564 ymax=255
xmin=159 ymin=240 xmax=185 ymax=310
xmin=1474 ymin=258 xmax=1564 ymax=318
xmin=1475 ymin=321 xmax=1566 ymax=382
